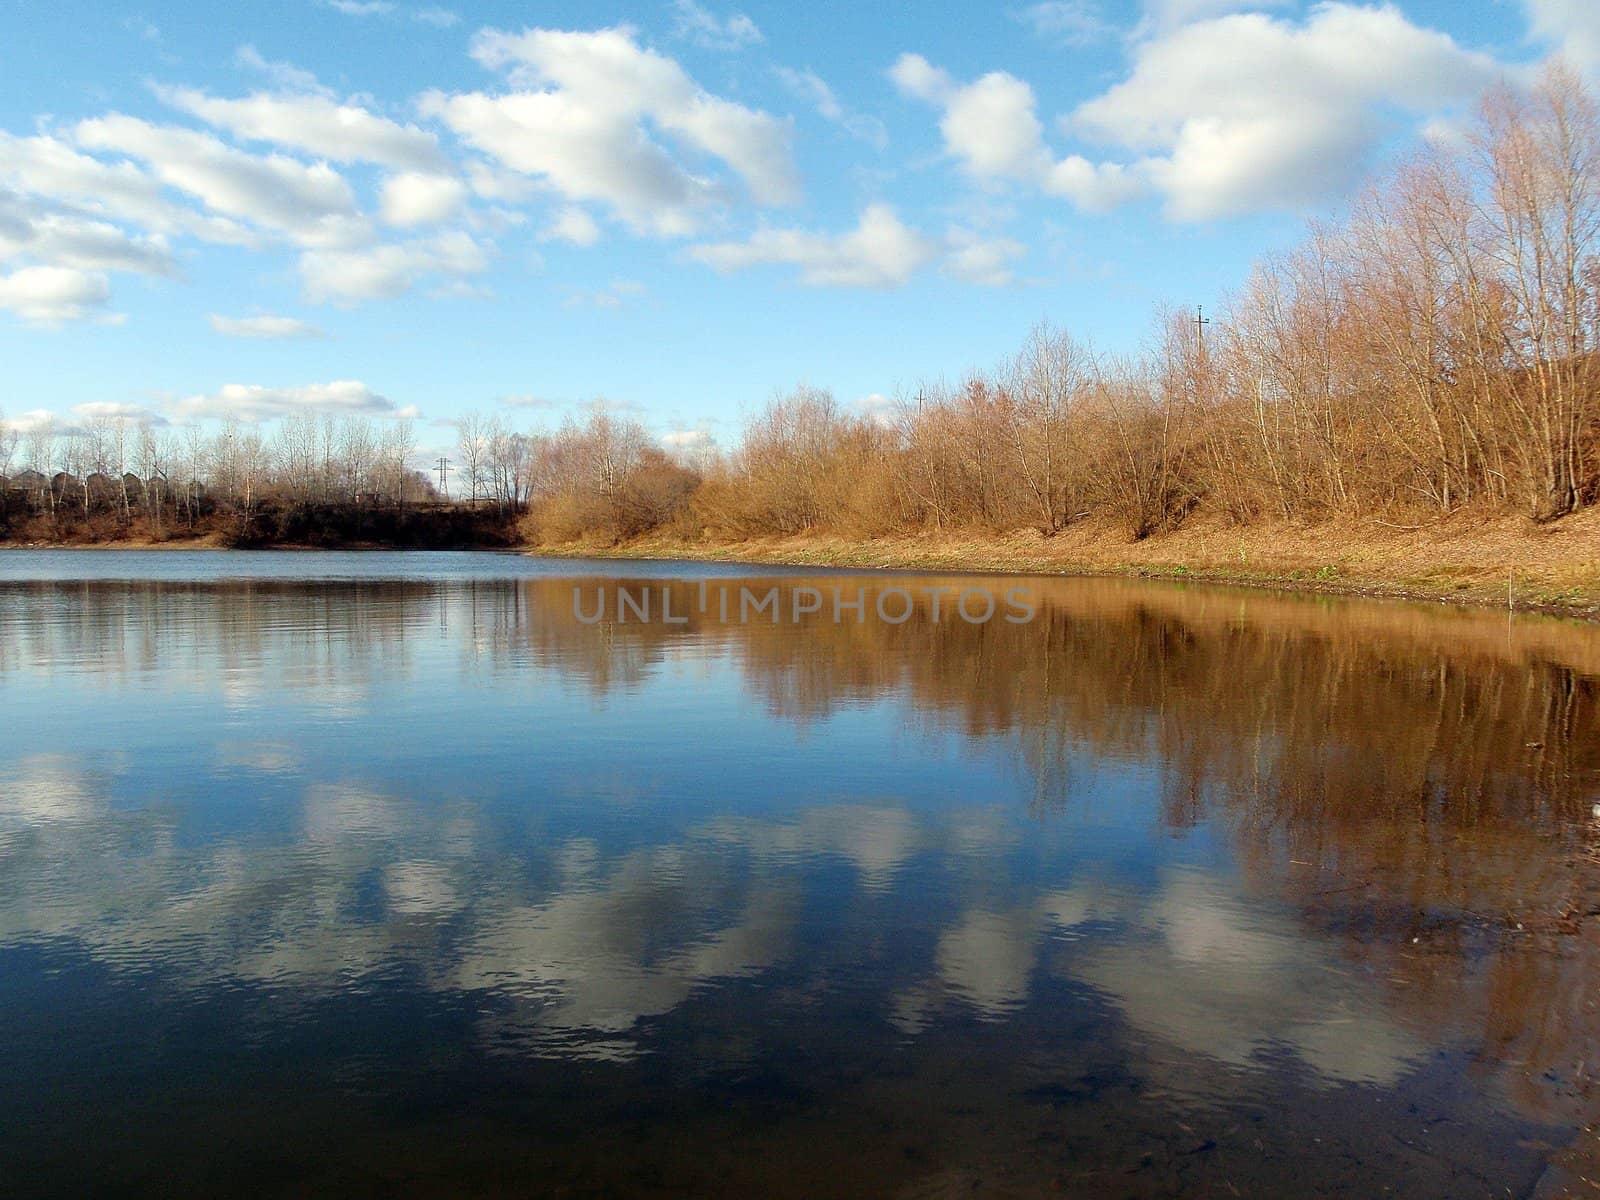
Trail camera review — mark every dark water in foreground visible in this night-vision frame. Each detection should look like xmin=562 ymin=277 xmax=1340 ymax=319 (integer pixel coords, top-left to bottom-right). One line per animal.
xmin=1 ymin=550 xmax=1598 ymax=1198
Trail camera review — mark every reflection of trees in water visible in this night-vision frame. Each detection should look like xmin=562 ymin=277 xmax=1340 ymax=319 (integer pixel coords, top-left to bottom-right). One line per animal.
xmin=0 ymin=580 xmax=440 ymax=702
xmin=509 ymin=574 xmax=1600 ymax=833
xmin=506 ymin=574 xmax=1600 ymax=1128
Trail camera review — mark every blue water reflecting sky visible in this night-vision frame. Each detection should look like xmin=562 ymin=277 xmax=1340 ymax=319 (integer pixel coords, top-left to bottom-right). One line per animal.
xmin=0 ymin=552 xmax=1593 ymax=1196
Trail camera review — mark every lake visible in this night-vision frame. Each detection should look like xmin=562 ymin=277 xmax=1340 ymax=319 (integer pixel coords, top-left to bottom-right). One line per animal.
xmin=1 ymin=550 xmax=1597 ymax=1197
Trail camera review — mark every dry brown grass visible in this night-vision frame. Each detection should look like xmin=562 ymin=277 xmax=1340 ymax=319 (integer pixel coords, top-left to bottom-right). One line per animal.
xmin=528 ymin=507 xmax=1600 ymax=617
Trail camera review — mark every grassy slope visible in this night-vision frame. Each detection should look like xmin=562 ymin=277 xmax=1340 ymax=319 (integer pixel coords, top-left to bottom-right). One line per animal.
xmin=526 ymin=509 xmax=1600 ymax=618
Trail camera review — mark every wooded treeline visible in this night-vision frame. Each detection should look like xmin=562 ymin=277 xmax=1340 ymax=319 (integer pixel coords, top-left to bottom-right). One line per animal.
xmin=525 ymin=66 xmax=1600 ymax=545
xmin=3 ymin=66 xmax=1598 ymax=549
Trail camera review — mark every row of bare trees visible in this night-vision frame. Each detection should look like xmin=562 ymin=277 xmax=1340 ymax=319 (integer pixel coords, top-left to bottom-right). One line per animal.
xmin=557 ymin=65 xmax=1600 ymax=545
xmin=0 ymin=411 xmax=433 ymax=538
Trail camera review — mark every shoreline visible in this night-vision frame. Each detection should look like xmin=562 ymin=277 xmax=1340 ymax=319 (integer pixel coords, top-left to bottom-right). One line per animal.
xmin=527 ymin=541 xmax=1600 ymax=619
xmin=6 ymin=511 xmax=1599 ymax=619
xmin=522 ymin=512 xmax=1600 ymax=620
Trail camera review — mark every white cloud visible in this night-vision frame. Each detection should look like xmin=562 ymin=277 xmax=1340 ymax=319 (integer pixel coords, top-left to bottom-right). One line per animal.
xmin=157 ymin=86 xmax=451 ymax=174
xmin=1011 ymin=1 xmax=1114 ymax=46
xmin=541 ymin=207 xmax=602 ymax=246
xmin=661 ymin=429 xmax=713 ymax=448
xmin=233 ymin=45 xmax=333 ymax=97
xmin=0 ymin=195 xmax=178 ymax=278
xmin=4 ymin=408 xmax=69 ymax=436
xmin=891 ymin=54 xmax=1148 ymax=211
xmin=298 ymin=231 xmax=488 ymax=303
xmin=209 ymin=313 xmax=325 ymax=339
xmin=887 ymin=53 xmax=951 ymax=104
xmin=0 ymin=131 xmax=253 ymax=246
xmin=0 ymin=266 xmax=114 ymax=324
xmin=938 ymin=70 xmax=1052 ymax=181
xmin=1071 ymin=3 xmax=1502 ymax=220
xmin=379 ymin=172 xmax=467 ymax=226
xmin=689 ymin=203 xmax=934 ymax=288
xmin=1046 ymin=156 xmax=1145 ymax=212
xmin=73 ymin=115 xmax=367 ymax=248
xmin=1138 ymin=0 xmax=1290 ymax=35
xmin=419 ymin=26 xmax=798 ymax=236
xmin=1523 ymin=0 xmax=1600 ymax=73
xmin=670 ymin=0 xmax=763 ymax=51
xmin=564 ymin=279 xmax=646 ymax=308
xmin=943 ymin=229 xmax=1026 ymax=286
xmin=322 ymin=0 xmax=393 ymax=14
xmin=72 ymin=401 xmax=168 ymax=426
xmin=464 ymin=160 xmax=539 ymax=204
xmin=851 ymin=393 xmax=899 ymax=427
xmin=318 ymin=0 xmax=460 ymax=25
xmin=172 ymin=380 xmax=397 ymax=422
xmin=896 ymin=4 xmax=1501 ymax=222
xmin=775 ymin=67 xmax=888 ymax=150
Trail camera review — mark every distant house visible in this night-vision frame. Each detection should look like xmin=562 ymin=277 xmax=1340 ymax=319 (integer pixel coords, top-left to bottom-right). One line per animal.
xmin=122 ymin=472 xmax=146 ymax=500
xmin=85 ymin=472 xmax=118 ymax=503
xmin=51 ymin=472 xmax=79 ymax=502
xmin=7 ymin=469 xmax=47 ymax=495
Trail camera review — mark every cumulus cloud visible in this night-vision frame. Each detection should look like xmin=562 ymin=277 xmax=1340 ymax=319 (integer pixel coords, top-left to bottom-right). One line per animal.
xmin=171 ymin=379 xmax=397 ymax=422
xmin=1522 ymin=0 xmax=1600 ymax=73
xmin=0 ymin=265 xmax=113 ymax=324
xmin=851 ymin=393 xmax=899 ymax=427
xmin=775 ymin=66 xmax=888 ymax=149
xmin=943 ymin=229 xmax=1027 ymax=286
xmin=209 ymin=313 xmax=325 ymax=339
xmin=670 ymin=0 xmax=763 ymax=51
xmin=896 ymin=4 xmax=1502 ymax=221
xmin=890 ymin=54 xmax=1147 ymax=212
xmin=379 ymin=171 xmax=467 ymax=226
xmin=0 ymin=131 xmax=252 ymax=245
xmin=1070 ymin=2 xmax=1502 ymax=219
xmin=298 ymin=231 xmax=488 ymax=303
xmin=541 ymin=207 xmax=602 ymax=246
xmin=1138 ymin=0 xmax=1291 ymax=35
xmin=71 ymin=401 xmax=168 ymax=426
xmin=0 ymin=195 xmax=178 ymax=279
xmin=73 ymin=115 xmax=367 ymax=248
xmin=156 ymin=85 xmax=452 ymax=174
xmin=3 ymin=408 xmax=70 ymax=436
xmin=419 ymin=25 xmax=798 ymax=236
xmin=689 ymin=203 xmax=934 ymax=288
xmin=661 ymin=429 xmax=713 ymax=448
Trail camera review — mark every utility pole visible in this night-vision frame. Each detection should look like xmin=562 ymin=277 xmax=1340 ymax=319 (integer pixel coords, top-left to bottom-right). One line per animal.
xmin=1195 ymin=305 xmax=1210 ymax=348
xmin=434 ymin=456 xmax=452 ymax=501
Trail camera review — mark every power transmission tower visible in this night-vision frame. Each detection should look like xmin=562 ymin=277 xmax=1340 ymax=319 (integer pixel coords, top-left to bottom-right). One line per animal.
xmin=434 ymin=456 xmax=452 ymax=501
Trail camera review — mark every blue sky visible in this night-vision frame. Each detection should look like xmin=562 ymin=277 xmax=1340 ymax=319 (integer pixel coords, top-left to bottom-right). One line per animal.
xmin=0 ymin=0 xmax=1588 ymax=460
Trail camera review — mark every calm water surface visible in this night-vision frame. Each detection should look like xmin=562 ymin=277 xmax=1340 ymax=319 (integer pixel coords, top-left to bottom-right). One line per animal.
xmin=1 ymin=550 xmax=1598 ymax=1198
